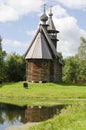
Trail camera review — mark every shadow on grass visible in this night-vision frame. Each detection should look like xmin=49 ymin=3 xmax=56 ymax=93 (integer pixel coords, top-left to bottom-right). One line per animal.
xmin=53 ymin=82 xmax=86 ymax=87
xmin=0 ymin=84 xmax=2 ymax=88
xmin=0 ymin=82 xmax=16 ymax=88
xmin=0 ymin=81 xmax=86 ymax=88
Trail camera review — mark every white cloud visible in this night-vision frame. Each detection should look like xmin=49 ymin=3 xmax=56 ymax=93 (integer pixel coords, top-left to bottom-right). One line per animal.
xmin=56 ymin=0 xmax=86 ymax=9
xmin=51 ymin=5 xmax=86 ymax=57
xmin=49 ymin=5 xmax=68 ymax=18
xmin=2 ymin=39 xmax=28 ymax=54
xmin=0 ymin=0 xmax=43 ymax=22
xmin=3 ymin=3 xmax=86 ymax=58
xmin=1 ymin=3 xmax=86 ymax=58
xmin=0 ymin=5 xmax=18 ymax=22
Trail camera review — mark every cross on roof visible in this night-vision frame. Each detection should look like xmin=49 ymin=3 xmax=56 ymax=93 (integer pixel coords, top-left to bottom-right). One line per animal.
xmin=43 ymin=3 xmax=46 ymax=14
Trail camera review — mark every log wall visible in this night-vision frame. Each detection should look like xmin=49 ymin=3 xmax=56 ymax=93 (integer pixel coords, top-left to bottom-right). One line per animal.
xmin=26 ymin=59 xmax=62 ymax=82
xmin=26 ymin=59 xmax=50 ymax=82
xmin=50 ymin=60 xmax=62 ymax=82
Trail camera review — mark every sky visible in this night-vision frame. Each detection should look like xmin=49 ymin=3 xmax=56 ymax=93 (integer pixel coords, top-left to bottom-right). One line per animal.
xmin=0 ymin=0 xmax=86 ymax=58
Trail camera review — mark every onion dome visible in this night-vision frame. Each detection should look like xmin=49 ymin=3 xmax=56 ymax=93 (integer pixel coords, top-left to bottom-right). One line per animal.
xmin=40 ymin=3 xmax=48 ymax=24
xmin=40 ymin=13 xmax=48 ymax=23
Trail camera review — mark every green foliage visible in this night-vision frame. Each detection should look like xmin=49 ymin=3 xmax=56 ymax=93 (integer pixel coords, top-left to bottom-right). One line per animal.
xmin=5 ymin=53 xmax=26 ymax=82
xmin=77 ymin=60 xmax=86 ymax=81
xmin=63 ymin=57 xmax=79 ymax=83
xmin=76 ymin=37 xmax=86 ymax=81
xmin=0 ymin=36 xmax=26 ymax=82
xmin=0 ymin=36 xmax=6 ymax=82
xmin=0 ymin=35 xmax=26 ymax=82
xmin=77 ymin=37 xmax=86 ymax=60
xmin=63 ymin=37 xmax=86 ymax=83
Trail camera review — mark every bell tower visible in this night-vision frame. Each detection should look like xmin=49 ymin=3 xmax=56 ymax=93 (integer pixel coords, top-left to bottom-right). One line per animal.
xmin=47 ymin=8 xmax=59 ymax=49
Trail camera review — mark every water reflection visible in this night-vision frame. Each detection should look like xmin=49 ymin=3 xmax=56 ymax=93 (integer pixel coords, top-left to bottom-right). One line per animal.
xmin=0 ymin=103 xmax=25 ymax=124
xmin=25 ymin=105 xmax=64 ymax=122
xmin=0 ymin=103 xmax=65 ymax=130
xmin=0 ymin=103 xmax=26 ymax=130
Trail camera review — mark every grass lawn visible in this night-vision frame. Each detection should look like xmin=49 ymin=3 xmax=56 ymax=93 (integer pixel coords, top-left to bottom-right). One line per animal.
xmin=0 ymin=82 xmax=86 ymax=130
xmin=0 ymin=82 xmax=86 ymax=106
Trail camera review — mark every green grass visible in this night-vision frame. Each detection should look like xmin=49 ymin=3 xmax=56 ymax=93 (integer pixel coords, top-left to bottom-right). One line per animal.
xmin=29 ymin=103 xmax=86 ymax=130
xmin=0 ymin=82 xmax=86 ymax=106
xmin=0 ymin=82 xmax=86 ymax=130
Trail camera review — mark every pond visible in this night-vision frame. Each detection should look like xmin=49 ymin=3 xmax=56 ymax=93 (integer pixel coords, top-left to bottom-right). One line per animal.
xmin=0 ymin=103 xmax=65 ymax=130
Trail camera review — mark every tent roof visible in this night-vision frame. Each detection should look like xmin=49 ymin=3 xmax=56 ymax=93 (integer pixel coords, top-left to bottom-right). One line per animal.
xmin=25 ymin=25 xmax=57 ymax=60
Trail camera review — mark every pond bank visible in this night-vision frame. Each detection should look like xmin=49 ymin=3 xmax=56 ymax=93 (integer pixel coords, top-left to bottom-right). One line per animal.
xmin=6 ymin=103 xmax=86 ymax=130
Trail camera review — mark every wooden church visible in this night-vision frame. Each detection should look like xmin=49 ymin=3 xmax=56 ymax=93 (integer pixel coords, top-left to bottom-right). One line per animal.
xmin=25 ymin=8 xmax=63 ymax=83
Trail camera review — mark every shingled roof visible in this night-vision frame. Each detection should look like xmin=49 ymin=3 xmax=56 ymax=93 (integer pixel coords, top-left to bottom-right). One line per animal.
xmin=25 ymin=25 xmax=57 ymax=60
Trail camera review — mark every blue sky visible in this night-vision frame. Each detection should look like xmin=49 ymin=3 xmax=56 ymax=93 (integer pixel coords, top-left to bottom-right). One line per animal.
xmin=0 ymin=0 xmax=86 ymax=57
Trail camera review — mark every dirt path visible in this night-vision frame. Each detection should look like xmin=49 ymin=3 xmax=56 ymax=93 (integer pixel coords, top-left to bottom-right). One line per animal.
xmin=6 ymin=122 xmax=39 ymax=130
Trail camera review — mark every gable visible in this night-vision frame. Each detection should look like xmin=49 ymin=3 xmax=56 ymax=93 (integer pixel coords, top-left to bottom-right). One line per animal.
xmin=25 ymin=29 xmax=52 ymax=60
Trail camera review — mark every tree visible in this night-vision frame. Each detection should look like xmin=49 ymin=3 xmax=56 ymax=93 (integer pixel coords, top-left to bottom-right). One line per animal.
xmin=5 ymin=53 xmax=26 ymax=82
xmin=0 ymin=36 xmax=6 ymax=82
xmin=76 ymin=37 xmax=86 ymax=81
xmin=0 ymin=36 xmax=26 ymax=82
xmin=77 ymin=60 xmax=86 ymax=81
xmin=62 ymin=57 xmax=79 ymax=83
xmin=77 ymin=37 xmax=86 ymax=60
xmin=63 ymin=37 xmax=86 ymax=83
